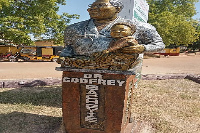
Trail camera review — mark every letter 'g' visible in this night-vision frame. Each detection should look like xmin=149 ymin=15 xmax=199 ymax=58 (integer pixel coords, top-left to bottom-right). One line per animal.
xmin=63 ymin=77 xmax=71 ymax=82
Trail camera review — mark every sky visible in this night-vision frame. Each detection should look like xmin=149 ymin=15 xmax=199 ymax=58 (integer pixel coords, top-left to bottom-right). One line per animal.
xmin=58 ymin=0 xmax=95 ymax=24
xmin=193 ymin=1 xmax=200 ymax=19
xmin=58 ymin=0 xmax=200 ymax=24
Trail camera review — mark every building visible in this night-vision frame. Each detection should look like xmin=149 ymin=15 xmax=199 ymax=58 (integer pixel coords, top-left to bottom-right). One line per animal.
xmin=34 ymin=40 xmax=55 ymax=46
xmin=119 ymin=0 xmax=149 ymax=22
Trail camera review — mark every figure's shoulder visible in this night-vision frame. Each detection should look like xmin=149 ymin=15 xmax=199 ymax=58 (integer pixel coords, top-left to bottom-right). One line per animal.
xmin=115 ymin=17 xmax=136 ymax=25
xmin=134 ymin=19 xmax=156 ymax=31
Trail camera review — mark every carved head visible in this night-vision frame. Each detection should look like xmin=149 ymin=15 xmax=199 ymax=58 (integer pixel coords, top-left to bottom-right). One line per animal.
xmin=87 ymin=0 xmax=124 ymax=21
xmin=110 ymin=23 xmax=136 ymax=39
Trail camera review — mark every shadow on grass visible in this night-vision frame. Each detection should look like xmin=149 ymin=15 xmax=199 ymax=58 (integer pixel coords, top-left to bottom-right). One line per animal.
xmin=0 ymin=86 xmax=62 ymax=108
xmin=0 ymin=111 xmax=62 ymax=133
xmin=2 ymin=79 xmax=61 ymax=88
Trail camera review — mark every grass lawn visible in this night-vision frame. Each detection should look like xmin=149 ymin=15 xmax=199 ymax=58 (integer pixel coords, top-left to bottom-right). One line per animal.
xmin=0 ymin=79 xmax=200 ymax=133
xmin=133 ymin=79 xmax=200 ymax=133
xmin=0 ymin=86 xmax=62 ymax=133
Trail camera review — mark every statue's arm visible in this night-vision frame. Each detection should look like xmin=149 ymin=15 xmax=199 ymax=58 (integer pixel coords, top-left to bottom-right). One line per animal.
xmin=60 ymin=26 xmax=77 ymax=57
xmin=121 ymin=22 xmax=165 ymax=54
xmin=135 ymin=22 xmax=165 ymax=52
xmin=64 ymin=26 xmax=78 ymax=46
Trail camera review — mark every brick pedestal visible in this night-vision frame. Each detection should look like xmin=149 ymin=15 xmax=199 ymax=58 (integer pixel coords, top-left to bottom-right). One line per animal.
xmin=56 ymin=68 xmax=137 ymax=133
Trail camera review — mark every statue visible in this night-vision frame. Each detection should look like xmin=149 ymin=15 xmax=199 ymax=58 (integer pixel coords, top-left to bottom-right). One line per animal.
xmin=59 ymin=0 xmax=165 ymax=71
xmin=57 ymin=1 xmax=165 ymax=132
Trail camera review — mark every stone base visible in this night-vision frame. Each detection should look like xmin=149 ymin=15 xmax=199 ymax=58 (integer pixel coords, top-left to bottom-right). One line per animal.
xmin=56 ymin=68 xmax=137 ymax=133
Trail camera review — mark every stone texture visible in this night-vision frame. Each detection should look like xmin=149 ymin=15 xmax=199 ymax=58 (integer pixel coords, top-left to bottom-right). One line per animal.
xmin=0 ymin=78 xmax=61 ymax=88
xmin=141 ymin=74 xmax=188 ymax=80
xmin=185 ymin=74 xmax=200 ymax=84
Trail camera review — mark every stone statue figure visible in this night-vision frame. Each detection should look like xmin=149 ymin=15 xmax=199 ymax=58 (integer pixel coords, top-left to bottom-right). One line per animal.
xmin=59 ymin=0 xmax=165 ymax=71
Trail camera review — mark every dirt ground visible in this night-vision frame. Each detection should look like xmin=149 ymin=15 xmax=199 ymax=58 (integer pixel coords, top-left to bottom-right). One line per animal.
xmin=0 ymin=55 xmax=199 ymax=80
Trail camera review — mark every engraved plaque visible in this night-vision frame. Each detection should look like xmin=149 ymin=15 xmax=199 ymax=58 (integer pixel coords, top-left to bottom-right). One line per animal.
xmin=80 ymin=84 xmax=105 ymax=131
xmin=123 ymin=81 xmax=133 ymax=124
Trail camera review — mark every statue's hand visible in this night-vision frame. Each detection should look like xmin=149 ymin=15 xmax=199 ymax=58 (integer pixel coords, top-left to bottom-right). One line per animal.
xmin=121 ymin=44 xmax=145 ymax=54
xmin=125 ymin=37 xmax=138 ymax=46
xmin=107 ymin=37 xmax=138 ymax=53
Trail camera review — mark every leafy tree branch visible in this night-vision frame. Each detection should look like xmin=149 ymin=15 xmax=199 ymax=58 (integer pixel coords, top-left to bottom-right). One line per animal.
xmin=0 ymin=0 xmax=79 ymax=45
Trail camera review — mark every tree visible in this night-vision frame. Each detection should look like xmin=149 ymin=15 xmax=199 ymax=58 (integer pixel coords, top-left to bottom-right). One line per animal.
xmin=0 ymin=0 xmax=79 ymax=45
xmin=188 ymin=21 xmax=200 ymax=51
xmin=0 ymin=0 xmax=9 ymax=10
xmin=147 ymin=0 xmax=199 ymax=46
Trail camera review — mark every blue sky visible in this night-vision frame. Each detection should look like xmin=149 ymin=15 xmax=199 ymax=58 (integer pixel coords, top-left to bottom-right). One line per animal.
xmin=58 ymin=0 xmax=95 ymax=24
xmin=193 ymin=1 xmax=200 ymax=19
xmin=58 ymin=0 xmax=200 ymax=24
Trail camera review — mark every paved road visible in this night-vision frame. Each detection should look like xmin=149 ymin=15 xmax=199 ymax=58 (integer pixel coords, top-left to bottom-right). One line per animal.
xmin=0 ymin=62 xmax=62 ymax=80
xmin=0 ymin=55 xmax=199 ymax=80
xmin=142 ymin=55 xmax=200 ymax=75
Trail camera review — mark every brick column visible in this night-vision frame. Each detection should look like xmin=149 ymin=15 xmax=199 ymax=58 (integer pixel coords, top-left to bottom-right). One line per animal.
xmin=56 ymin=68 xmax=137 ymax=133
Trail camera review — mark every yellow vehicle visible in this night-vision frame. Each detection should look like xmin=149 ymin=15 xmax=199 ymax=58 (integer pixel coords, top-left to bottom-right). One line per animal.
xmin=0 ymin=45 xmax=22 ymax=61
xmin=18 ymin=46 xmax=37 ymax=61
xmin=154 ymin=47 xmax=180 ymax=56
xmin=18 ymin=46 xmax=63 ymax=61
xmin=0 ymin=41 xmax=63 ymax=61
xmin=0 ymin=45 xmax=21 ymax=55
